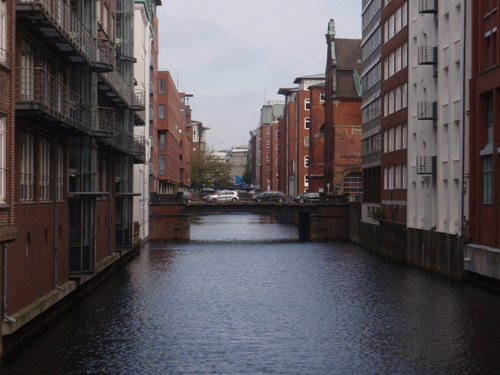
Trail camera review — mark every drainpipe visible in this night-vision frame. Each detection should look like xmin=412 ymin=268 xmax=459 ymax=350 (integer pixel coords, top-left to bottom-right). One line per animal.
xmin=53 ymin=139 xmax=63 ymax=291
xmin=460 ymin=0 xmax=467 ymax=238
xmin=3 ymin=243 xmax=16 ymax=323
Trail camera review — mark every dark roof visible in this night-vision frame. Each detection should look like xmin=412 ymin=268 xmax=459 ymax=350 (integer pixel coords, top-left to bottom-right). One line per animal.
xmin=337 ymin=70 xmax=360 ymax=99
xmin=335 ymin=38 xmax=362 ymax=73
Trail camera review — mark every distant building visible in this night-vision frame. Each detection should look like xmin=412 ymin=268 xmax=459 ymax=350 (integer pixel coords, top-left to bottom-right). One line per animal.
xmin=253 ymin=102 xmax=284 ymax=191
xmin=227 ymin=145 xmax=249 ymax=184
xmin=307 ymin=83 xmax=326 ymax=193
xmin=324 ymin=19 xmax=363 ymax=196
xmin=278 ymin=75 xmax=325 ymax=195
xmin=154 ymin=71 xmax=191 ymax=194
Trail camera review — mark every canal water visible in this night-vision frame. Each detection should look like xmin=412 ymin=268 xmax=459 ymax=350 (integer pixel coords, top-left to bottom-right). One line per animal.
xmin=2 ymin=213 xmax=500 ymax=374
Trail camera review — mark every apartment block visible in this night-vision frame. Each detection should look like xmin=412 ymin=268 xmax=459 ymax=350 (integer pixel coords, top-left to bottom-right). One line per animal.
xmin=2 ymin=0 xmax=146 ymax=356
xmin=381 ymin=0 xmax=408 ymax=223
xmin=407 ymin=0 xmax=469 ymax=235
xmin=255 ymin=102 xmax=284 ymax=191
xmin=133 ymin=0 xmax=162 ymax=243
xmin=361 ymin=0 xmax=383 ymax=222
xmin=155 ymin=71 xmax=190 ymax=193
xmin=467 ymin=0 xmax=499 ymax=282
xmin=308 ymin=83 xmax=326 ymax=193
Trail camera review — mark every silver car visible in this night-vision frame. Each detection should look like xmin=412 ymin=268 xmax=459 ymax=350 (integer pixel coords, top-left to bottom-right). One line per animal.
xmin=209 ymin=190 xmax=239 ymax=203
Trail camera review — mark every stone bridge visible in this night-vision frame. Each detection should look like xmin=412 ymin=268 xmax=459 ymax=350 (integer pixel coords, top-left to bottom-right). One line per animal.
xmin=149 ymin=193 xmax=350 ymax=241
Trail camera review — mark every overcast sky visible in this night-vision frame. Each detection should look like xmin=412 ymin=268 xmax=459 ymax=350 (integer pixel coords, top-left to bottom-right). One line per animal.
xmin=156 ymin=1 xmax=361 ymax=151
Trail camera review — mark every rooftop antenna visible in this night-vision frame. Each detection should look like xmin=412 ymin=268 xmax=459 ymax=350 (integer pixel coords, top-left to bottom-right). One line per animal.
xmin=264 ymin=89 xmax=267 ymax=104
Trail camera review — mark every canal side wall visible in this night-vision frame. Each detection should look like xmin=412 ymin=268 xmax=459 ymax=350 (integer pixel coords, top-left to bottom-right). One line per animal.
xmin=1 ymin=244 xmax=140 ymax=358
xmin=350 ymin=202 xmax=466 ymax=279
xmin=149 ymin=203 xmax=190 ymax=241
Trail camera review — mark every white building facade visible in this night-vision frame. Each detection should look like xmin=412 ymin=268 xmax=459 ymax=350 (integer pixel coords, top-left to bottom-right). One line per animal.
xmin=133 ymin=0 xmax=160 ymax=243
xmin=407 ymin=0 xmax=469 ymax=235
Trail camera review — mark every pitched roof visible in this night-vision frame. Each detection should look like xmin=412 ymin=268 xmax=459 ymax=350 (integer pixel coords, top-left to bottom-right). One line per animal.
xmin=335 ymin=38 xmax=362 ymax=73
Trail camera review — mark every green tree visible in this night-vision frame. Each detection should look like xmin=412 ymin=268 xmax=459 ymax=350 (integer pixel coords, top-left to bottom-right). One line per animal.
xmin=190 ymin=147 xmax=232 ymax=189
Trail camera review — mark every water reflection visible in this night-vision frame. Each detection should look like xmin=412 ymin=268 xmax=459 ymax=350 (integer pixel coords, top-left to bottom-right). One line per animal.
xmin=2 ymin=213 xmax=500 ymax=374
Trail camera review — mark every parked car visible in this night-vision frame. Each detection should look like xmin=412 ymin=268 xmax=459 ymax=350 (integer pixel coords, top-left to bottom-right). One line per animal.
xmin=293 ymin=192 xmax=320 ymax=203
xmin=202 ymin=191 xmax=219 ymax=202
xmin=183 ymin=191 xmax=193 ymax=203
xmin=253 ymin=190 xmax=286 ymax=203
xmin=208 ymin=190 xmax=239 ymax=203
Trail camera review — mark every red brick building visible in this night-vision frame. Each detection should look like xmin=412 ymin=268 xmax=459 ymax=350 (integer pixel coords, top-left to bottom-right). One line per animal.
xmin=308 ymin=84 xmax=326 ymax=193
xmin=255 ymin=102 xmax=283 ymax=191
xmin=2 ymin=0 xmax=149 ymax=356
xmin=324 ymin=19 xmax=363 ymax=196
xmin=469 ymin=0 xmax=500 ymax=249
xmin=155 ymin=71 xmax=191 ymax=193
xmin=277 ymin=88 xmax=297 ymax=194
xmin=380 ymin=0 xmax=408 ymax=223
xmin=0 ymin=0 xmax=19 ymax=330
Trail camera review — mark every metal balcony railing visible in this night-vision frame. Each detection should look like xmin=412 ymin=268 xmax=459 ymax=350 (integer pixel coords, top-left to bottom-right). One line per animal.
xmin=417 ymin=156 xmax=437 ymax=175
xmin=132 ymin=90 xmax=146 ymax=111
xmin=418 ymin=46 xmax=438 ymax=65
xmin=99 ymin=122 xmax=145 ymax=162
xmin=16 ymin=0 xmax=115 ymax=71
xmin=94 ymin=107 xmax=116 ymax=138
xmin=15 ymin=67 xmax=93 ymax=134
xmin=418 ymin=0 xmax=438 ymax=13
xmin=417 ymin=101 xmax=437 ymax=120
xmin=97 ymin=71 xmax=146 ymax=112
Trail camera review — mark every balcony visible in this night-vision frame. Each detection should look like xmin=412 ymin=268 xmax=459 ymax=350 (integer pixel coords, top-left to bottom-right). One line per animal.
xmin=97 ymin=122 xmax=145 ymax=163
xmin=16 ymin=0 xmax=115 ymax=72
xmin=418 ymin=0 xmax=438 ymax=13
xmin=94 ymin=107 xmax=116 ymax=138
xmin=15 ymin=67 xmax=93 ymax=134
xmin=418 ymin=46 xmax=437 ymax=65
xmin=98 ymin=71 xmax=144 ymax=111
xmin=417 ymin=101 xmax=437 ymax=120
xmin=416 ymin=156 xmax=436 ymax=175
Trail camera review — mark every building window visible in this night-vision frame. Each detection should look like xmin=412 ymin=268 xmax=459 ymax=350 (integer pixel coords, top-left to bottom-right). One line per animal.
xmin=267 ymin=140 xmax=270 ymax=148
xmin=395 ymin=164 xmax=401 ymax=189
xmin=343 ymin=172 xmax=362 ymax=194
xmin=159 ymin=155 xmax=166 ymax=175
xmin=0 ymin=0 xmax=6 ymax=63
xmin=0 ymin=116 xmax=4 ymax=202
xmin=159 ymin=132 xmax=165 ymax=151
xmin=159 ymin=104 xmax=165 ymax=120
xmin=304 ymin=174 xmax=309 ymax=187
xmin=304 ymin=155 xmax=309 ymax=167
xmin=267 ymin=153 xmax=270 ymax=161
xmin=304 ymin=136 xmax=310 ymax=149
xmin=482 ymin=156 xmax=493 ymax=204
xmin=20 ymin=131 xmax=35 ymax=201
xmin=320 ymin=92 xmax=326 ymax=101
xmin=159 ymin=80 xmax=165 ymax=95
xmin=305 ymin=117 xmax=310 ymax=129
xmin=305 ymin=98 xmax=311 ymax=110
xmin=39 ymin=137 xmax=51 ymax=201
xmin=20 ymin=39 xmax=35 ymax=100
